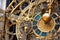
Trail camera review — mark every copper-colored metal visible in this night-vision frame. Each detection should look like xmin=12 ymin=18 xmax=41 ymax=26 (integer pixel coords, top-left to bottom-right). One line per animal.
xmin=37 ymin=17 xmax=55 ymax=32
xmin=42 ymin=13 xmax=52 ymax=23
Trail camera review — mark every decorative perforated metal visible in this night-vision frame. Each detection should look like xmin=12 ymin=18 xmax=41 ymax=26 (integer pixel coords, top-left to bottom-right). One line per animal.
xmin=0 ymin=0 xmax=60 ymax=40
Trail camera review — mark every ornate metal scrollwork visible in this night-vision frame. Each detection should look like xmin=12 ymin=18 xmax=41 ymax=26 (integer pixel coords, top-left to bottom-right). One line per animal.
xmin=0 ymin=0 xmax=59 ymax=40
